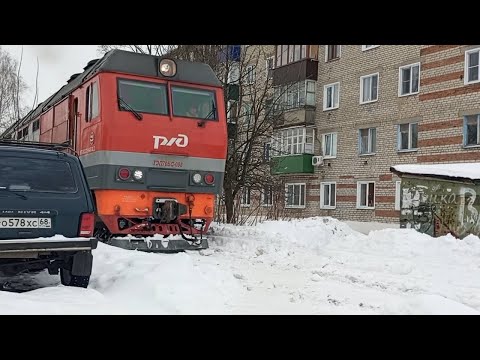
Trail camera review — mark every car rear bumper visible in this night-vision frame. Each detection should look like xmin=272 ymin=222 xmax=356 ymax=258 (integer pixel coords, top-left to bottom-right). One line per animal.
xmin=0 ymin=237 xmax=98 ymax=253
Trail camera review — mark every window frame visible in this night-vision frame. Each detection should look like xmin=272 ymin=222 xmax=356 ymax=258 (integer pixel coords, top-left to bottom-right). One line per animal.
xmin=285 ymin=183 xmax=306 ymax=209
xmin=395 ymin=180 xmax=401 ymax=211
xmin=322 ymin=132 xmax=338 ymax=159
xmin=357 ymin=181 xmax=376 ymax=209
xmin=240 ymin=188 xmax=251 ymax=207
xmin=464 ymin=48 xmax=480 ymax=85
xmin=323 ymin=82 xmax=340 ymax=111
xmin=117 ymin=77 xmax=169 ymax=117
xmin=362 ymin=45 xmax=380 ymax=51
xmin=271 ymin=126 xmax=315 ymax=157
xmin=325 ymin=45 xmax=341 ymax=62
xmin=320 ymin=182 xmax=337 ymax=209
xmin=261 ymin=186 xmax=273 ymax=207
xmin=398 ymin=62 xmax=420 ymax=97
xmin=171 ymin=85 xmax=218 ymax=121
xmin=86 ymin=81 xmax=100 ymax=122
xmin=397 ymin=122 xmax=419 ymax=152
xmin=360 ymin=72 xmax=379 ymax=104
xmin=275 ymin=45 xmax=311 ymax=68
xmin=245 ymin=64 xmax=256 ymax=85
xmin=358 ymin=127 xmax=377 ymax=155
xmin=463 ymin=114 xmax=480 ymax=147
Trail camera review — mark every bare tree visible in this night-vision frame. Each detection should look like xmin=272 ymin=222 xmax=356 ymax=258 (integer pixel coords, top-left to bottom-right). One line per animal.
xmin=0 ymin=46 xmax=28 ymax=135
xmin=98 ymin=45 xmax=177 ymax=56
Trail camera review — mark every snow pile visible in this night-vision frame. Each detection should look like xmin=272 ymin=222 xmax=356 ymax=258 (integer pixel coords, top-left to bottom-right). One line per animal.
xmin=392 ymin=163 xmax=480 ymax=180
xmin=1 ymin=216 xmax=480 ymax=314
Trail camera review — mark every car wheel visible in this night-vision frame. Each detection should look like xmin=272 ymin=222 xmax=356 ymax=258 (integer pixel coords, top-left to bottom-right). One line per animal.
xmin=60 ymin=268 xmax=90 ymax=288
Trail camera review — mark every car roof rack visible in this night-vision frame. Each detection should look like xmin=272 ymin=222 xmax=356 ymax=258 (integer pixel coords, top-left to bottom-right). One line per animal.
xmin=0 ymin=139 xmax=78 ymax=156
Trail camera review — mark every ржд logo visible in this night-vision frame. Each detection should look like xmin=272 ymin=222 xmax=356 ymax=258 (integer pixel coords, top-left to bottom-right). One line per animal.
xmin=153 ymin=134 xmax=189 ymax=149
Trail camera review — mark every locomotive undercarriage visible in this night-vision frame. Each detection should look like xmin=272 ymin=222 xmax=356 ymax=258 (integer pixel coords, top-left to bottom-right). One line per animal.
xmin=94 ymin=198 xmax=211 ymax=252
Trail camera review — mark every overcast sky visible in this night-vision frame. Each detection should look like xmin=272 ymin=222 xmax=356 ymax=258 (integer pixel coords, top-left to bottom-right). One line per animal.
xmin=2 ymin=45 xmax=100 ymax=109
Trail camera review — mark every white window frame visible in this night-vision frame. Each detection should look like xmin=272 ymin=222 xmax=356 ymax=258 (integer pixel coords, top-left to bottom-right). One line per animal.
xmin=325 ymin=45 xmax=341 ymax=62
xmin=273 ymin=80 xmax=316 ymax=111
xmin=241 ymin=188 xmax=251 ymax=207
xmin=265 ymin=56 xmax=274 ymax=78
xmin=320 ymin=182 xmax=336 ymax=209
xmin=271 ymin=126 xmax=315 ymax=157
xmin=245 ymin=65 xmax=255 ymax=85
xmin=362 ymin=45 xmax=379 ymax=51
xmin=227 ymin=62 xmax=240 ymax=84
xmin=227 ymin=100 xmax=238 ymax=124
xmin=464 ymin=48 xmax=480 ymax=85
xmin=285 ymin=183 xmax=306 ymax=209
xmin=322 ymin=132 xmax=337 ymax=159
xmin=358 ymin=127 xmax=376 ymax=155
xmin=357 ymin=181 xmax=375 ymax=209
xmin=397 ymin=122 xmax=418 ymax=152
xmin=398 ymin=62 xmax=420 ymax=97
xmin=395 ymin=181 xmax=401 ymax=211
xmin=261 ymin=186 xmax=273 ymax=207
xmin=360 ymin=72 xmax=379 ymax=104
xmin=464 ymin=114 xmax=480 ymax=147
xmin=323 ymin=82 xmax=340 ymax=111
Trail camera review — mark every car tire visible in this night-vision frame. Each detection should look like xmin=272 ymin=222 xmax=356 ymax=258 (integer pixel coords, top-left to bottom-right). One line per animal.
xmin=60 ymin=268 xmax=90 ymax=288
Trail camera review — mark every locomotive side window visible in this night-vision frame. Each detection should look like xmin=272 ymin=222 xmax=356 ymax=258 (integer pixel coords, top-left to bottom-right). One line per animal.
xmin=118 ymin=79 xmax=168 ymax=115
xmin=85 ymin=81 xmax=99 ymax=122
xmin=171 ymin=86 xmax=217 ymax=120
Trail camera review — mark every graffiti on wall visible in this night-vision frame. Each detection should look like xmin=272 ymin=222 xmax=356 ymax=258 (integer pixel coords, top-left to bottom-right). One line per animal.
xmin=400 ymin=177 xmax=480 ymax=238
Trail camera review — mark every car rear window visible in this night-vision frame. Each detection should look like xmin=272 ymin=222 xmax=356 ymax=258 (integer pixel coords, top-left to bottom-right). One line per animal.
xmin=0 ymin=156 xmax=77 ymax=193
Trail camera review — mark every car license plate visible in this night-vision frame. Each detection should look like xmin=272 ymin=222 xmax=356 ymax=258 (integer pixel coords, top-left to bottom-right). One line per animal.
xmin=0 ymin=217 xmax=51 ymax=229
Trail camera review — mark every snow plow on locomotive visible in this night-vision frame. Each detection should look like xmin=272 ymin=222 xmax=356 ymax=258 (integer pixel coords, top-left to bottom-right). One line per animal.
xmin=1 ymin=49 xmax=227 ymax=252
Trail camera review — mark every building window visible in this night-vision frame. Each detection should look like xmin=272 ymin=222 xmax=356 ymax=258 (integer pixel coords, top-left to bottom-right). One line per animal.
xmin=360 ymin=73 xmax=379 ymax=104
xmin=228 ymin=63 xmax=240 ymax=84
xmin=227 ymin=100 xmax=238 ymax=124
xmin=265 ymin=56 xmax=274 ymax=78
xmin=322 ymin=132 xmax=337 ymax=159
xmin=398 ymin=122 xmax=418 ymax=151
xmin=357 ymin=181 xmax=375 ymax=209
xmin=323 ymin=82 xmax=340 ymax=110
xmin=325 ymin=45 xmax=341 ymax=61
xmin=262 ymin=186 xmax=273 ymax=206
xmin=86 ymin=81 xmax=99 ymax=121
xmin=320 ymin=182 xmax=336 ymax=209
xmin=241 ymin=103 xmax=253 ymax=125
xmin=271 ymin=127 xmax=315 ymax=157
xmin=399 ymin=63 xmax=420 ymax=96
xmin=362 ymin=45 xmax=379 ymax=51
xmin=275 ymin=45 xmax=310 ymax=67
xmin=285 ymin=183 xmax=306 ymax=208
xmin=241 ymin=188 xmax=251 ymax=207
xmin=465 ymin=48 xmax=480 ymax=85
xmin=464 ymin=114 xmax=480 ymax=147
xmin=245 ymin=65 xmax=255 ymax=84
xmin=263 ymin=142 xmax=271 ymax=162
xmin=395 ymin=181 xmax=401 ymax=211
xmin=273 ymin=80 xmax=316 ymax=112
xmin=359 ymin=128 xmax=376 ymax=155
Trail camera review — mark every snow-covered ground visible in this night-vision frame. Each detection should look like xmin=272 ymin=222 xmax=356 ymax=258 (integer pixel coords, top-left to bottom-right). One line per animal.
xmin=1 ymin=216 xmax=480 ymax=315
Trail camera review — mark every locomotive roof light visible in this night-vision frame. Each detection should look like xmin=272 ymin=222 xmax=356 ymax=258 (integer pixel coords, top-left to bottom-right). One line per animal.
xmin=159 ymin=59 xmax=177 ymax=77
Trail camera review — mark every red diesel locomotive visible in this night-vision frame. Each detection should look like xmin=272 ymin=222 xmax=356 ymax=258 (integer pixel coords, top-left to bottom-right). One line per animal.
xmin=2 ymin=49 xmax=227 ymax=251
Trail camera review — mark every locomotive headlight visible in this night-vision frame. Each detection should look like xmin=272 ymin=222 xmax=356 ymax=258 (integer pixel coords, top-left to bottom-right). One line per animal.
xmin=133 ymin=170 xmax=143 ymax=180
xmin=159 ymin=59 xmax=177 ymax=77
xmin=192 ymin=173 xmax=202 ymax=184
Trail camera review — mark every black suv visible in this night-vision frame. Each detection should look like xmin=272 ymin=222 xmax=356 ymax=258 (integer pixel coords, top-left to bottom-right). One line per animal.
xmin=0 ymin=140 xmax=97 ymax=288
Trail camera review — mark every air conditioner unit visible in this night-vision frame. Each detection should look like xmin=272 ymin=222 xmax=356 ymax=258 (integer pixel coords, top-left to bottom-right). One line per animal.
xmin=312 ymin=155 xmax=324 ymax=166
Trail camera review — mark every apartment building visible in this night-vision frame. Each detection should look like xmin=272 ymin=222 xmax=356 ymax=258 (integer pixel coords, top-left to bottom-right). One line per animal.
xmin=238 ymin=44 xmax=480 ymax=224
